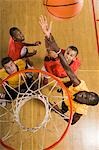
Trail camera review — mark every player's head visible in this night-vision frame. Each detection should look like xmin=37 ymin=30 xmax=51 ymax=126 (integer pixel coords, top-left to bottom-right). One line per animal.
xmin=9 ymin=27 xmax=25 ymax=42
xmin=1 ymin=57 xmax=18 ymax=75
xmin=64 ymin=46 xmax=78 ymax=64
xmin=74 ymin=91 xmax=99 ymax=106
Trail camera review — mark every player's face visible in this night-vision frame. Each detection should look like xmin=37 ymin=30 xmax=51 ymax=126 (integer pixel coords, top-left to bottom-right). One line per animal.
xmin=4 ymin=61 xmax=17 ymax=75
xmin=13 ymin=29 xmax=25 ymax=42
xmin=74 ymin=91 xmax=96 ymax=105
xmin=64 ymin=48 xmax=77 ymax=64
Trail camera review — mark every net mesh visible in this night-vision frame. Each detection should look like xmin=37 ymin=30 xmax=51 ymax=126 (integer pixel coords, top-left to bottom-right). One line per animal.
xmin=0 ymin=69 xmax=73 ymax=150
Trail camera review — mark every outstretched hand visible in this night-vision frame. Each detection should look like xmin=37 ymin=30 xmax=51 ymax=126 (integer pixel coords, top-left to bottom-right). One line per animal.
xmin=34 ymin=41 xmax=41 ymax=46
xmin=39 ymin=15 xmax=52 ymax=38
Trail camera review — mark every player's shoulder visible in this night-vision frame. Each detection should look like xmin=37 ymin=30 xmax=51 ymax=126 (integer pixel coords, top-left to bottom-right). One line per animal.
xmin=0 ymin=68 xmax=8 ymax=80
xmin=15 ymin=59 xmax=26 ymax=70
xmin=15 ymin=59 xmax=25 ymax=65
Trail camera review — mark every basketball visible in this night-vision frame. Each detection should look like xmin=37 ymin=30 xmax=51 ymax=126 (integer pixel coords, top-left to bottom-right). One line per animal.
xmin=43 ymin=0 xmax=84 ymax=19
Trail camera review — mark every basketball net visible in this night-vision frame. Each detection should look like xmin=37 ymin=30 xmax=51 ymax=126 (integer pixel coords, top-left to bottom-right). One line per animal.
xmin=0 ymin=69 xmax=73 ymax=150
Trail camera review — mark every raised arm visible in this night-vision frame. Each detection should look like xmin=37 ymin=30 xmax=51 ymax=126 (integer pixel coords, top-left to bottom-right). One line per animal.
xmin=39 ymin=16 xmax=80 ymax=86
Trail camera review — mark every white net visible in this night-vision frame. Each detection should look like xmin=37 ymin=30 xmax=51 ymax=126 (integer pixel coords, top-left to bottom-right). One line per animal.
xmin=0 ymin=69 xmax=72 ymax=150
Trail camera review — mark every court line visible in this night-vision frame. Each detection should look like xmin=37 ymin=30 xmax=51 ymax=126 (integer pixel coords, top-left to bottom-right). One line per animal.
xmin=91 ymin=0 xmax=99 ymax=54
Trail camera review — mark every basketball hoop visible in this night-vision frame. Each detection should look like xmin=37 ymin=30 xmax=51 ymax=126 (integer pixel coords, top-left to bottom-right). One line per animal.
xmin=0 ymin=69 xmax=73 ymax=150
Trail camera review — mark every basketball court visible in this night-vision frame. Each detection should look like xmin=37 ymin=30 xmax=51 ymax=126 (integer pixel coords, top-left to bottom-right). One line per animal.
xmin=0 ymin=0 xmax=99 ymax=150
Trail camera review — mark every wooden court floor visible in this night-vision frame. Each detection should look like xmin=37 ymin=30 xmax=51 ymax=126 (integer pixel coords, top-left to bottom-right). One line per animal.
xmin=0 ymin=0 xmax=99 ymax=150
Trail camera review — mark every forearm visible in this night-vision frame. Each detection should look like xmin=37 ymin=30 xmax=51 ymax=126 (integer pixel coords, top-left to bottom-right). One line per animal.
xmin=25 ymin=52 xmax=36 ymax=57
xmin=46 ymin=34 xmax=59 ymax=52
xmin=22 ymin=43 xmax=36 ymax=46
xmin=58 ymin=53 xmax=80 ymax=86
xmin=45 ymin=34 xmax=54 ymax=51
xmin=23 ymin=49 xmax=37 ymax=58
